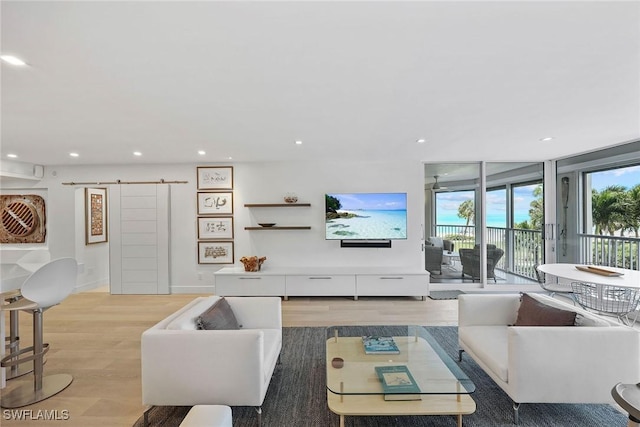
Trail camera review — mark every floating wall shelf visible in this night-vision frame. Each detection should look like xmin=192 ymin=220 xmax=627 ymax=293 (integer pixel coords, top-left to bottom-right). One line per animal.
xmin=244 ymin=203 xmax=311 ymax=207
xmin=244 ymin=226 xmax=312 ymax=230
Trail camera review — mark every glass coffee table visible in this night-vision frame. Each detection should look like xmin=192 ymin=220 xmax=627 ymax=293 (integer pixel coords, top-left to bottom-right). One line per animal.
xmin=326 ymin=326 xmax=475 ymax=427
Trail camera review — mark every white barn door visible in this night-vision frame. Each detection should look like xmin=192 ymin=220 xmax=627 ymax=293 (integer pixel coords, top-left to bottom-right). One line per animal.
xmin=109 ymin=184 xmax=170 ymax=294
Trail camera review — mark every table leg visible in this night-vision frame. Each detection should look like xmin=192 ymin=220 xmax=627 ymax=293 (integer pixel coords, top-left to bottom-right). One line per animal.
xmin=340 ymin=415 xmax=345 ymax=427
xmin=458 ymin=414 xmax=462 ymax=427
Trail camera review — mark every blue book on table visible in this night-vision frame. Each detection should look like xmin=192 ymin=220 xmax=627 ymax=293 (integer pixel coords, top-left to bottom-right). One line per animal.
xmin=375 ymin=365 xmax=421 ymax=400
xmin=362 ymin=336 xmax=400 ymax=354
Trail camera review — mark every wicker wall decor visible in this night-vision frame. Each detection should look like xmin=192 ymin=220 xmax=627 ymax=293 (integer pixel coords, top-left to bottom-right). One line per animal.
xmin=0 ymin=194 xmax=46 ymax=243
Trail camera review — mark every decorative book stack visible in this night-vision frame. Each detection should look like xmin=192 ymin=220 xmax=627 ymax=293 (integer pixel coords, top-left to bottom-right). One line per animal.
xmin=362 ymin=336 xmax=400 ymax=355
xmin=375 ymin=365 xmax=422 ymax=401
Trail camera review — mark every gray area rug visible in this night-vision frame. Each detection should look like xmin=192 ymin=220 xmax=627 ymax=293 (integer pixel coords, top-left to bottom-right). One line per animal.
xmin=134 ymin=326 xmax=626 ymax=427
xmin=428 ymin=290 xmax=466 ymax=300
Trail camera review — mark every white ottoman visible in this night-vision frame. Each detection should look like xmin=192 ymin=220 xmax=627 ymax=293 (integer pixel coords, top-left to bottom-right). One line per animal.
xmin=179 ymin=405 xmax=232 ymax=427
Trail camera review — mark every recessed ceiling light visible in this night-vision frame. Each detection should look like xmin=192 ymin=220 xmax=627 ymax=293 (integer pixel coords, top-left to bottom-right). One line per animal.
xmin=294 ymin=140 xmax=303 ymax=145
xmin=1 ymin=55 xmax=27 ymax=66
xmin=227 ymin=156 xmax=233 ymax=160
xmin=133 ymin=151 xmax=142 ymax=156
xmin=69 ymin=152 xmax=79 ymax=157
xmin=7 ymin=153 xmax=18 ymax=158
xmin=540 ymin=137 xmax=554 ymax=142
xmin=416 ymin=139 xmax=426 ymax=144
xmin=198 ymin=150 xmax=206 ymax=156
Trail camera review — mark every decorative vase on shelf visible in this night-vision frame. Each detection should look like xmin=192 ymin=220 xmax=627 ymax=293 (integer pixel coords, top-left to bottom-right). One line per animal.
xmin=284 ymin=193 xmax=298 ymax=204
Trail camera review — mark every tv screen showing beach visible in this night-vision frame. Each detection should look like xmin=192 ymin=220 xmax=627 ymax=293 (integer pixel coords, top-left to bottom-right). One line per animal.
xmin=325 ymin=193 xmax=407 ymax=240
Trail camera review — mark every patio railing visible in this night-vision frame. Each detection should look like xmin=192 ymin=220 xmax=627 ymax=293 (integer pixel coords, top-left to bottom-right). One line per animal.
xmin=434 ymin=227 xmax=640 ymax=280
xmin=435 ymin=225 xmax=542 ymax=281
xmin=579 ymin=234 xmax=640 ymax=270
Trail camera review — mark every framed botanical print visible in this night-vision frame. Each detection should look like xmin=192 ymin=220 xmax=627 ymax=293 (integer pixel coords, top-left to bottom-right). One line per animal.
xmin=85 ymin=187 xmax=108 ymax=244
xmin=197 ymin=166 xmax=233 ymax=190
xmin=197 ymin=192 xmax=233 ymax=215
xmin=198 ymin=216 xmax=234 ymax=240
xmin=198 ymin=241 xmax=234 ymax=264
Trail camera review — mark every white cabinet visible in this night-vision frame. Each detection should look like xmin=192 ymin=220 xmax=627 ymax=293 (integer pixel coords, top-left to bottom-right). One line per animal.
xmin=214 ymin=267 xmax=429 ymax=300
xmin=285 ymin=275 xmax=356 ymax=298
xmin=215 ymin=273 xmax=285 ymax=297
xmin=356 ymin=274 xmax=428 ymax=300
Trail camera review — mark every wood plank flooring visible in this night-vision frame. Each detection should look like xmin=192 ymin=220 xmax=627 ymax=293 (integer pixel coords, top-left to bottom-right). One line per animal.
xmin=1 ymin=291 xmax=458 ymax=427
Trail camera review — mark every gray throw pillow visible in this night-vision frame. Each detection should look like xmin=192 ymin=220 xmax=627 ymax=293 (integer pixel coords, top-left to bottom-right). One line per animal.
xmin=514 ymin=293 xmax=576 ymax=326
xmin=196 ymin=297 xmax=240 ymax=330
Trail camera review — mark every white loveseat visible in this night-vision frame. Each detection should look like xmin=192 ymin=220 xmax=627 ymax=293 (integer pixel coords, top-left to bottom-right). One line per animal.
xmin=141 ymin=296 xmax=282 ymax=421
xmin=458 ymin=293 xmax=640 ymax=423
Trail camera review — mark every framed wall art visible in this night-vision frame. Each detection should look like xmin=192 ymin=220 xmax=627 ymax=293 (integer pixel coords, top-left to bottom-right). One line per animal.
xmin=198 ymin=216 xmax=234 ymax=240
xmin=0 ymin=194 xmax=47 ymax=244
xmin=85 ymin=187 xmax=108 ymax=244
xmin=197 ymin=192 xmax=233 ymax=215
xmin=198 ymin=241 xmax=234 ymax=264
xmin=197 ymin=166 xmax=233 ymax=190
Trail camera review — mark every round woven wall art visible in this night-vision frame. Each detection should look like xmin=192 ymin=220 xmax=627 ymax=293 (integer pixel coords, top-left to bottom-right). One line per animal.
xmin=0 ymin=194 xmax=46 ymax=243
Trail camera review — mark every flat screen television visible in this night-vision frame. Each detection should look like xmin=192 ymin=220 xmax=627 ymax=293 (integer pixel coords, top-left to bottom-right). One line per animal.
xmin=325 ymin=192 xmax=407 ymax=240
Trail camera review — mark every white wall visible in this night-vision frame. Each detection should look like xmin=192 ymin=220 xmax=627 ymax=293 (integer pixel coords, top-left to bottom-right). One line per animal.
xmin=1 ymin=159 xmax=425 ymax=293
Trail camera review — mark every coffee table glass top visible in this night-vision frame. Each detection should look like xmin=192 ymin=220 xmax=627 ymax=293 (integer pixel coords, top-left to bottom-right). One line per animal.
xmin=326 ymin=325 xmax=475 ymax=397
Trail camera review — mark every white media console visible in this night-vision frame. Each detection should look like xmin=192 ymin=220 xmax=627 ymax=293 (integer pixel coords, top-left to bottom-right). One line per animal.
xmin=214 ymin=267 xmax=430 ymax=300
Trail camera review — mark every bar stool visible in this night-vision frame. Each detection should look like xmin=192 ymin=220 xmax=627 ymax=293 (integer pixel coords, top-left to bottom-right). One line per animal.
xmin=0 ymin=258 xmax=77 ymax=408
xmin=612 ymin=383 xmax=640 ymax=427
xmin=1 ymin=251 xmax=50 ymax=380
xmin=2 ymin=287 xmax=33 ymax=380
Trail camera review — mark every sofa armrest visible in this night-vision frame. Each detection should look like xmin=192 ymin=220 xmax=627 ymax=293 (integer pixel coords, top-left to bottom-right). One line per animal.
xmin=458 ymin=294 xmax=521 ymax=327
xmin=226 ymin=296 xmax=282 ymax=330
xmin=142 ymin=328 xmax=271 ymax=406
xmin=507 ymin=326 xmax=640 ymax=403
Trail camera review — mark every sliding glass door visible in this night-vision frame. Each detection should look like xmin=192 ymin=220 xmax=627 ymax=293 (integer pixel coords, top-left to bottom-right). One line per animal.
xmin=425 ymin=162 xmax=543 ymax=286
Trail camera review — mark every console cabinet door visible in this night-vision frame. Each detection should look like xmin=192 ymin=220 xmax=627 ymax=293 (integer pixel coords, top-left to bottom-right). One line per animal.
xmin=215 ymin=275 xmax=285 ymax=296
xmin=356 ymin=275 xmax=428 ymax=298
xmin=285 ymin=275 xmax=356 ymax=297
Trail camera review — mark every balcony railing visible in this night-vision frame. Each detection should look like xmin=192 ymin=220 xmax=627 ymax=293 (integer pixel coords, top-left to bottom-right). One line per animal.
xmin=579 ymin=234 xmax=640 ymax=270
xmin=435 ymin=225 xmax=542 ymax=281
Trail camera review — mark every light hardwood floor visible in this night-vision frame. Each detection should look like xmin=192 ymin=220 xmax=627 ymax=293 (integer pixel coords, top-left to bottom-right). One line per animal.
xmin=1 ymin=291 xmax=458 ymax=427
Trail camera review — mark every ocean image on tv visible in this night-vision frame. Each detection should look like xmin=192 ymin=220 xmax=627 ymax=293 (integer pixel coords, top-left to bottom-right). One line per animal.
xmin=325 ymin=193 xmax=407 ymax=240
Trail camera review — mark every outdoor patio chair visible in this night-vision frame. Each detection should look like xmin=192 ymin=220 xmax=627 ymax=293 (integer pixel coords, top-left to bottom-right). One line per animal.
xmin=459 ymin=246 xmax=504 ymax=282
xmin=425 ymin=245 xmax=443 ymax=275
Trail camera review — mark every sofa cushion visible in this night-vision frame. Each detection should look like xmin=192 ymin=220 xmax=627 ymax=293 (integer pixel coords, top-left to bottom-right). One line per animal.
xmin=166 ymin=296 xmax=221 ymax=330
xmin=574 ymin=312 xmax=612 ymax=327
xmin=459 ymin=325 xmax=509 ymax=382
xmin=515 ymin=293 xmax=576 ymax=326
xmin=197 ymin=297 xmax=241 ymax=330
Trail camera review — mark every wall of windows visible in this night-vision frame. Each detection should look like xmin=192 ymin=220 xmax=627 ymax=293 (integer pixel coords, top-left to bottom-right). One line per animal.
xmin=425 ymin=162 xmax=543 ymax=287
xmin=556 ymin=139 xmax=640 ymax=268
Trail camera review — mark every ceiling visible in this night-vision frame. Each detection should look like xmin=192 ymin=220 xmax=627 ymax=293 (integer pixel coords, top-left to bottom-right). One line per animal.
xmin=1 ymin=1 xmax=639 ymax=167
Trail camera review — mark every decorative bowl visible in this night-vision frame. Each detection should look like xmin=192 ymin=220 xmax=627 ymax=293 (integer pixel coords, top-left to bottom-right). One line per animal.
xmin=284 ymin=193 xmax=298 ymax=204
xmin=258 ymin=223 xmax=276 ymax=227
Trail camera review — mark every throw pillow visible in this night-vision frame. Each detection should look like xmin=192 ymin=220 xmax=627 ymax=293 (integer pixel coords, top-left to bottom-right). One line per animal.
xmin=514 ymin=293 xmax=577 ymax=326
xmin=429 ymin=236 xmax=444 ymax=248
xmin=196 ymin=297 xmax=241 ymax=330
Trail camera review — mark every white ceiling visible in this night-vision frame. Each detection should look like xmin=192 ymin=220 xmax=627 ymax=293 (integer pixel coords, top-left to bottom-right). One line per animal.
xmin=1 ymin=1 xmax=639 ymax=167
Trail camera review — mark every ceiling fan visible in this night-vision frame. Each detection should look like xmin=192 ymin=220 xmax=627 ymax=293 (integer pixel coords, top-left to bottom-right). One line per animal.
xmin=431 ymin=175 xmax=448 ymax=190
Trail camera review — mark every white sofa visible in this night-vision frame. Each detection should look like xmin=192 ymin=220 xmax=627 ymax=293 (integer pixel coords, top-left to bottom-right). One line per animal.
xmin=141 ymin=296 xmax=282 ymax=422
xmin=458 ymin=293 xmax=640 ymax=423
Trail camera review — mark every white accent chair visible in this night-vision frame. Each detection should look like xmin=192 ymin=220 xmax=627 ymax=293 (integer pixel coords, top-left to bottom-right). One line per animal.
xmin=179 ymin=405 xmax=233 ymax=427
xmin=458 ymin=293 xmax=640 ymax=423
xmin=141 ymin=296 xmax=282 ymax=426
